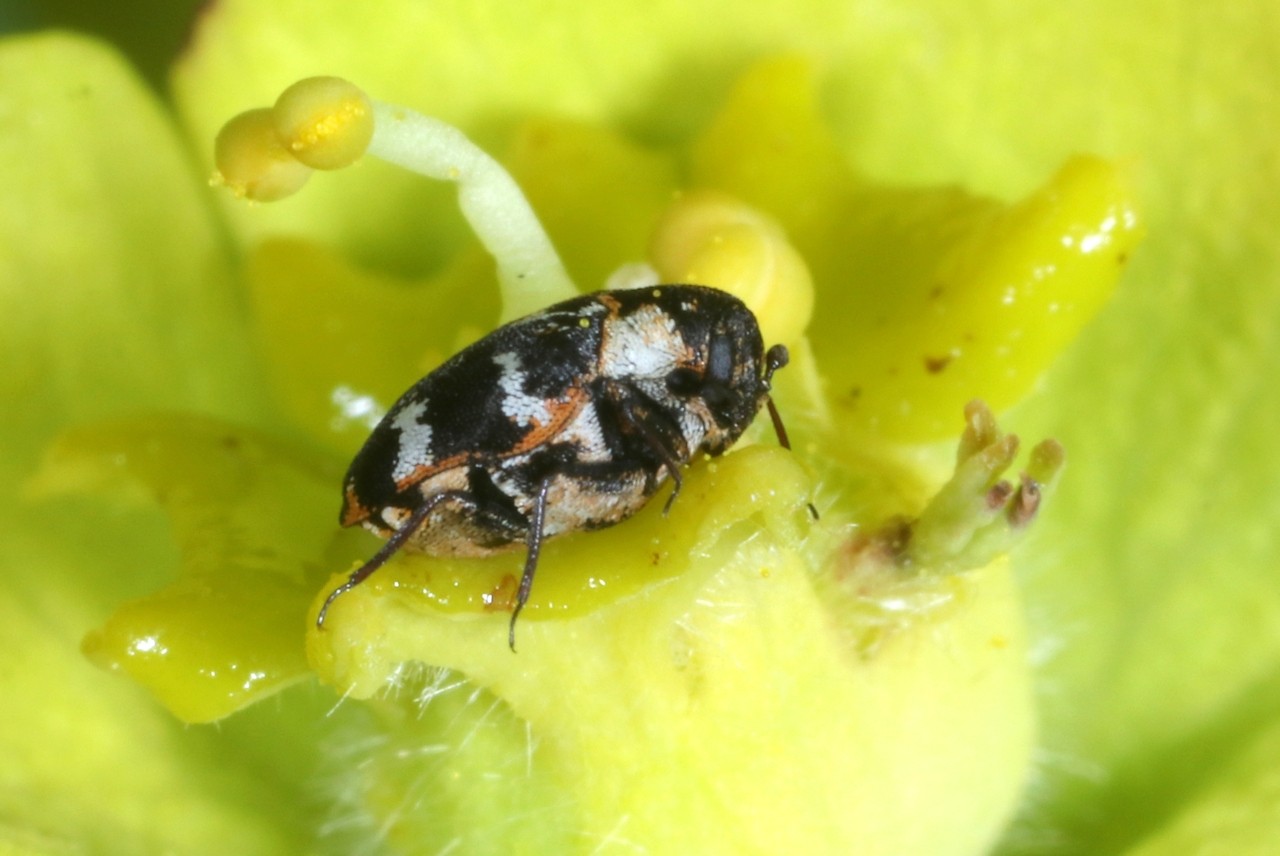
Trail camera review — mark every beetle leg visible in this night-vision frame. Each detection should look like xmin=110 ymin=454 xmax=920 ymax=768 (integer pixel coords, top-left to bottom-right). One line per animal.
xmin=761 ymin=343 xmax=819 ymax=520
xmin=509 ymin=476 xmax=552 ymax=652
xmin=617 ymin=395 xmax=686 ymax=514
xmin=316 ymin=489 xmax=480 ymax=628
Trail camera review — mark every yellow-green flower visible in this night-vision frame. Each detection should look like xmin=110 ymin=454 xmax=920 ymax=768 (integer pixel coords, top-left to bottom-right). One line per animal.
xmin=1 ymin=2 xmax=1276 ymax=855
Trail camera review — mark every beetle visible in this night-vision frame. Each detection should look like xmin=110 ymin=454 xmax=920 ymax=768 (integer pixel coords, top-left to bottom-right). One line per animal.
xmin=317 ymin=284 xmax=799 ymax=649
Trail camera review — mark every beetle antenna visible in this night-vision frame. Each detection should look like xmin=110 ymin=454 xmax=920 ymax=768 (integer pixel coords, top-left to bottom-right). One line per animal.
xmin=761 ymin=344 xmax=793 ymax=450
xmin=765 ymin=397 xmax=793 ymax=451
xmin=762 ymin=344 xmax=790 ymax=388
xmin=760 ymin=343 xmax=819 ymax=520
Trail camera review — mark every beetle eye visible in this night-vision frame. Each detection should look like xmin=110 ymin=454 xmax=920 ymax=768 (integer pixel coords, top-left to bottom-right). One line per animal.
xmin=707 ymin=334 xmax=735 ymax=384
xmin=666 ymin=367 xmax=702 ymax=397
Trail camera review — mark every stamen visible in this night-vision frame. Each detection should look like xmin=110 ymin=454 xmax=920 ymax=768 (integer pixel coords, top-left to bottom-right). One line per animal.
xmin=213 ymin=76 xmax=576 ymax=319
xmin=649 ymin=189 xmax=814 ymax=346
xmin=213 ymin=108 xmax=313 ymax=202
xmin=904 ymin=401 xmax=1066 ymax=573
xmin=272 ymin=76 xmax=374 ymax=170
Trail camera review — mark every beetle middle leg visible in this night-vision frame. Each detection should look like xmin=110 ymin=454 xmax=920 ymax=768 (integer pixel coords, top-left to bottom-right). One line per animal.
xmin=509 ymin=475 xmax=552 ymax=652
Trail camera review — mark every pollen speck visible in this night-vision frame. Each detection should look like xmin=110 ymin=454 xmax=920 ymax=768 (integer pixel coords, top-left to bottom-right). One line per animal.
xmin=272 ymin=76 xmax=374 ymax=170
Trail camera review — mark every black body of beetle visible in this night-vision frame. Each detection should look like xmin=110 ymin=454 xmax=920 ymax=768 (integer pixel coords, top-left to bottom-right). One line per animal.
xmin=319 ymin=284 xmax=795 ymax=649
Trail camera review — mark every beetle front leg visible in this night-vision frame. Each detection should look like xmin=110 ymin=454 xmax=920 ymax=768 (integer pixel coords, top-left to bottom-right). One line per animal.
xmin=613 ymin=392 xmax=687 ymax=515
xmin=509 ymin=476 xmax=552 ymax=652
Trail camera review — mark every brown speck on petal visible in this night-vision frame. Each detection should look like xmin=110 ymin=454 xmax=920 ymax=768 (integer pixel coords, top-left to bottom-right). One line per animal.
xmin=483 ymin=574 xmax=519 ymax=612
xmin=924 ymin=354 xmax=953 ymax=374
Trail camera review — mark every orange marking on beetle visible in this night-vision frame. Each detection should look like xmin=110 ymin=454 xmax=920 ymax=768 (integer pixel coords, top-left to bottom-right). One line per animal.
xmin=341 ymin=484 xmax=375 ymax=527
xmin=391 ymin=451 xmax=471 ymax=493
xmin=504 ymin=388 xmax=591 ymax=454
xmin=384 ymin=390 xmax=590 ymax=496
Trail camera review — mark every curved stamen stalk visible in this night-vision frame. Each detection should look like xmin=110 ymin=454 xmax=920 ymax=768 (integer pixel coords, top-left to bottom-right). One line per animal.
xmin=214 ymin=76 xmax=576 ymax=320
xmin=365 ymin=100 xmax=577 ymax=319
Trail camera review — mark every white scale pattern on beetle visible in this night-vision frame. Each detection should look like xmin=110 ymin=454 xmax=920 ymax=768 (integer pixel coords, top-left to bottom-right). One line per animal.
xmin=676 ymin=401 xmax=712 ymax=452
xmin=599 ymin=304 xmax=683 ymax=378
xmin=390 ymin=401 xmax=433 ymax=484
xmin=493 ymin=351 xmax=553 ymax=427
xmin=380 ymin=505 xmax=410 ymax=529
xmin=559 ymin=397 xmax=609 ymax=461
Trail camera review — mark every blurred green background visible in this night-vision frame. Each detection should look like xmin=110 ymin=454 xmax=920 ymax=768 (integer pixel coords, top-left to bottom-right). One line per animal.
xmin=0 ymin=0 xmax=201 ymax=88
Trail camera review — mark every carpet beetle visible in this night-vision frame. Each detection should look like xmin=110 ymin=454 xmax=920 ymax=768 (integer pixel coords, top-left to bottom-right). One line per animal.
xmin=318 ymin=284 xmax=798 ymax=649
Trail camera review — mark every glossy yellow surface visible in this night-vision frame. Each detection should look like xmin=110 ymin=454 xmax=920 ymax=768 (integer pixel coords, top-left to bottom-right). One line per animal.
xmin=691 ymin=59 xmax=1143 ymax=442
xmin=30 ymin=417 xmax=334 ymax=723
xmin=309 ymin=445 xmax=813 ymax=641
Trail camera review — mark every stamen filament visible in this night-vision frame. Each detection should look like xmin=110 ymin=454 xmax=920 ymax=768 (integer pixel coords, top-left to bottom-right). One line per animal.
xmin=366 ymin=100 xmax=576 ymax=320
